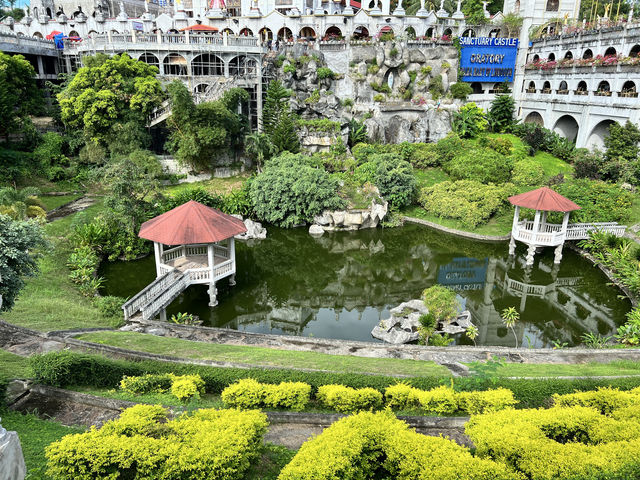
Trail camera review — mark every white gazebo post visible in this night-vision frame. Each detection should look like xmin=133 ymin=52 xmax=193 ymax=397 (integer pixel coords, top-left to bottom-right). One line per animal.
xmin=207 ymin=243 xmax=217 ymax=307
xmin=525 ymin=209 xmax=542 ymax=266
xmin=229 ymin=237 xmax=236 ymax=286
xmin=509 ymin=205 xmax=520 ymax=255
xmin=153 ymin=242 xmax=162 ymax=277
xmin=554 ymin=211 xmax=571 ymax=264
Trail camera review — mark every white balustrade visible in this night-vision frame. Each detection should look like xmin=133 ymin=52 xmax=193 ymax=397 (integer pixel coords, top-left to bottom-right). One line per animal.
xmin=213 ymin=245 xmax=229 ymax=259
xmin=513 ymin=220 xmax=625 ymax=246
xmin=185 ymin=245 xmax=208 ymax=256
xmin=214 ymin=260 xmax=234 ymax=280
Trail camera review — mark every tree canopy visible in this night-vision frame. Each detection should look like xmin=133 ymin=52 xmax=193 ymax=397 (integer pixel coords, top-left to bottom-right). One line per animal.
xmin=57 ymin=54 xmax=163 ymax=146
xmin=262 ymin=80 xmax=300 ymax=154
xmin=0 ymin=52 xmax=42 ymax=140
xmin=166 ymin=81 xmax=249 ymax=170
xmin=0 ymin=215 xmax=46 ymax=311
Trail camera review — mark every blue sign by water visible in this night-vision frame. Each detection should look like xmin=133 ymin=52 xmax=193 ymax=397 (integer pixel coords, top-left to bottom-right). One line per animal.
xmin=460 ymin=37 xmax=519 ymax=83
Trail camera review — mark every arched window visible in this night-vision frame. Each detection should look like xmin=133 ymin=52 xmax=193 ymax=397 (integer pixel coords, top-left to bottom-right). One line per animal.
xmin=471 ymin=82 xmax=483 ymax=94
xmin=33 ymin=31 xmax=43 ymax=38
xmin=564 ymin=51 xmax=573 ymax=59
xmin=532 ymin=54 xmax=540 ymax=62
xmin=462 ymin=29 xmax=476 ymax=38
xmin=575 ymin=80 xmax=588 ymax=95
xmin=139 ymin=53 xmax=160 ymax=70
xmin=630 ymin=45 xmax=640 ymax=58
xmin=546 ymin=0 xmax=559 ymax=11
xmin=558 ymin=81 xmax=568 ymax=94
xmin=192 ymin=54 xmax=223 ymax=76
xmin=443 ymin=28 xmax=452 ymax=37
xmin=514 ymin=0 xmax=520 ymax=12
xmin=353 ymin=25 xmax=369 ymax=39
xmin=405 ymin=26 xmax=416 ymax=39
xmin=277 ymin=27 xmax=293 ymax=40
xmin=582 ymin=49 xmax=593 ymax=59
xmin=542 ymin=81 xmax=551 ymax=93
xmin=489 ymin=28 xmax=501 ymax=38
xmin=621 ymin=80 xmax=637 ymax=98
xmin=325 ymin=26 xmax=343 ymax=39
xmin=222 ymin=27 xmax=235 ymax=35
xmin=33 ymin=7 xmax=38 ymax=17
xmin=425 ymin=27 xmax=434 ymax=38
xmin=596 ymin=80 xmax=611 ymax=96
xmin=604 ymin=46 xmax=617 ymax=57
xmin=46 ymin=7 xmax=52 ymax=17
xmin=163 ymin=53 xmax=187 ymax=76
xmin=259 ymin=27 xmax=273 ymax=42
xmin=524 ymin=112 xmax=544 ymax=126
xmin=299 ymin=27 xmax=316 ymax=39
xmin=229 ymin=55 xmax=256 ymax=76
xmin=527 ymin=81 xmax=536 ymax=93
xmin=548 ymin=53 xmax=555 ymax=61
xmin=239 ymin=27 xmax=253 ymax=36
xmin=194 ymin=83 xmax=209 ymax=93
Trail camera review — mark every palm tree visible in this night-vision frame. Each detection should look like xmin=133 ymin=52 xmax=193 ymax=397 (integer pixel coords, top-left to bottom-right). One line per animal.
xmin=244 ymin=132 xmax=277 ymax=173
xmin=0 ymin=186 xmax=44 ymax=220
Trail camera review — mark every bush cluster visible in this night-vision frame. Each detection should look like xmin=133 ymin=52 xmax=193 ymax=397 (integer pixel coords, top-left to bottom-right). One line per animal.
xmin=279 ymin=411 xmax=518 ymax=480
xmin=445 ymin=148 xmax=513 ymax=184
xmin=221 ymin=378 xmax=311 ymax=411
xmin=46 ymin=405 xmax=268 ymax=480
xmin=512 ymin=158 xmax=545 ymax=186
xmin=316 ymin=384 xmax=383 ymax=413
xmin=67 ymin=245 xmax=102 ymax=297
xmin=467 ymin=391 xmax=640 ymax=480
xmin=120 ymin=373 xmax=205 ymax=402
xmin=385 ymin=384 xmax=517 ymax=415
xmin=419 ymin=180 xmax=517 ymax=228
xmin=553 ymin=179 xmax=632 ymax=224
xmin=355 ymin=154 xmax=416 ymax=207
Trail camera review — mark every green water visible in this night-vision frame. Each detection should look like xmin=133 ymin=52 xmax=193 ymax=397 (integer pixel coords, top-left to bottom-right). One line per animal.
xmin=100 ymin=224 xmax=631 ymax=347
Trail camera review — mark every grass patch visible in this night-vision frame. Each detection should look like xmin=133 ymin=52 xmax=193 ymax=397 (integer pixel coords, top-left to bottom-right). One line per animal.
xmin=39 ymin=194 xmax=83 ymax=211
xmin=483 ymin=361 xmax=640 ymax=378
xmin=162 ymin=175 xmax=250 ymax=196
xmin=414 ymin=168 xmax=450 ymax=189
xmin=534 ymin=151 xmax=574 ymax=178
xmin=0 ymin=349 xmax=31 ymax=379
xmin=2 ymin=199 xmax=122 ymax=332
xmin=246 ymin=444 xmax=297 ymax=480
xmin=402 ymin=205 xmax=514 ymax=237
xmin=0 ymin=409 xmax=84 ymax=480
xmin=76 ymin=331 xmax=451 ymax=377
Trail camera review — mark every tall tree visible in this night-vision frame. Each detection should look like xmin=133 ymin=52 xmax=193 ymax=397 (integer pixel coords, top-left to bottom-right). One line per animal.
xmin=0 ymin=52 xmax=42 ymax=140
xmin=0 ymin=215 xmax=46 ymax=312
xmin=245 ymin=132 xmax=277 ymax=172
xmin=57 ymin=53 xmax=163 ymax=148
xmin=261 ymin=80 xmax=299 ymax=153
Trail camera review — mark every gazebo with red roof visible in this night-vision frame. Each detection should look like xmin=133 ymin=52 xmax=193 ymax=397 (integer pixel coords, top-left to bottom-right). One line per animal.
xmin=138 ymin=200 xmax=247 ymax=311
xmin=508 ymin=187 xmax=581 ymax=265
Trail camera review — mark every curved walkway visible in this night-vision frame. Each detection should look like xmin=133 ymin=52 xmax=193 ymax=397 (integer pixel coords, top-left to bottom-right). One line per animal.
xmin=402 ymin=216 xmax=511 ymax=242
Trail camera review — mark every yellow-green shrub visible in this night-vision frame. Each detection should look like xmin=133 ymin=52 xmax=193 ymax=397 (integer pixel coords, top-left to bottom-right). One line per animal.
xmin=384 ymin=383 xmax=415 ymax=409
xmin=458 ymin=387 xmax=518 ymax=414
xmin=46 ymin=405 xmax=268 ymax=480
xmin=263 ymin=382 xmax=311 ymax=411
xmin=552 ymin=387 xmax=640 ymax=414
xmin=171 ymin=374 xmax=205 ymax=402
xmin=466 ymin=405 xmax=640 ymax=480
xmin=120 ymin=373 xmax=173 ymax=394
xmin=221 ymin=379 xmax=311 ymax=411
xmin=316 ymin=385 xmax=383 ymax=413
xmin=278 ymin=410 xmax=520 ymax=480
xmin=410 ymin=385 xmax=459 ymax=415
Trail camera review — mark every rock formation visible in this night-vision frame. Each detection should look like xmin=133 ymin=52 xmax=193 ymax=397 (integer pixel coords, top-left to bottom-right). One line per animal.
xmin=0 ymin=420 xmax=26 ymax=480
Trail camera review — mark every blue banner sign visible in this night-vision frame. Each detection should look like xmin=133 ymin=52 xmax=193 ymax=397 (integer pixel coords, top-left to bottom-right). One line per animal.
xmin=460 ymin=37 xmax=519 ymax=83
xmin=437 ymin=257 xmax=488 ymax=292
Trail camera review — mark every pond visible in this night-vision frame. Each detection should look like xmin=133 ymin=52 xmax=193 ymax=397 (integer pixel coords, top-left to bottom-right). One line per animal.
xmin=100 ymin=224 xmax=631 ymax=348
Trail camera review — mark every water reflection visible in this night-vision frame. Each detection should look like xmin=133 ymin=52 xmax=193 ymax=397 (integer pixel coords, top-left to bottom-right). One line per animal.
xmin=101 ymin=224 xmax=631 ymax=347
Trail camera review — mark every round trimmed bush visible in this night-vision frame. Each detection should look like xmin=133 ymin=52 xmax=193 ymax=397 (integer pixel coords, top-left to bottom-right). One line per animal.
xmin=445 ymin=147 xmax=513 ymax=184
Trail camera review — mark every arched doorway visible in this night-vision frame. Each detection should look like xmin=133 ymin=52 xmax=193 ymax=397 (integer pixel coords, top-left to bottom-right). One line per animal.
xmin=548 ymin=53 xmax=555 ymax=61
xmin=587 ymin=120 xmax=617 ymax=150
xmin=558 ymin=81 xmax=568 ymax=94
xmin=163 ymin=53 xmax=188 ymax=75
xmin=192 ymin=54 xmax=223 ymax=76
xmin=239 ymin=27 xmax=253 ymax=36
xmin=524 ymin=112 xmax=544 ymax=126
xmin=630 ymin=45 xmax=640 ymax=57
xmin=277 ymin=27 xmax=293 ymax=40
xmin=222 ymin=28 xmax=235 ymax=35
xmin=405 ymin=26 xmax=416 ymax=39
xmin=378 ymin=26 xmax=393 ymax=38
xmin=229 ymin=55 xmax=257 ymax=76
xmin=604 ymin=46 xmax=617 ymax=57
xmin=488 ymin=28 xmax=501 ymax=38
xmin=425 ymin=27 xmax=434 ymax=37
xmin=526 ymin=81 xmax=536 ymax=93
xmin=325 ymin=26 xmax=342 ymax=39
xmin=553 ymin=115 xmax=579 ymax=142
xmin=582 ymin=49 xmax=593 ymax=59
xmin=299 ymin=27 xmax=316 ymax=39
xmin=471 ymin=82 xmax=483 ymax=94
xmin=353 ymin=25 xmax=369 ymax=38
xmin=532 ymin=54 xmax=540 ymax=62
xmin=139 ymin=52 xmax=160 ymax=70
xmin=259 ymin=27 xmax=273 ymax=42
xmin=564 ymin=51 xmax=573 ymax=59
xmin=46 ymin=7 xmax=52 ymax=17
xmin=33 ymin=32 xmax=43 ymax=38
xmin=443 ymin=28 xmax=452 ymax=37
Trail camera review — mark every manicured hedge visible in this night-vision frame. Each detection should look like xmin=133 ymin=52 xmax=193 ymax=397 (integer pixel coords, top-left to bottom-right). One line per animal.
xmin=278 ymin=411 xmax=520 ymax=480
xmin=316 ymin=384 xmax=383 ymax=413
xmin=30 ymin=352 xmax=640 ymax=409
xmin=221 ymin=378 xmax=311 ymax=411
xmin=46 ymin=405 xmax=268 ymax=480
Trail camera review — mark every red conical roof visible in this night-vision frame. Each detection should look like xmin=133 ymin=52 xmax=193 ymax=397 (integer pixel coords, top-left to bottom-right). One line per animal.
xmin=139 ymin=200 xmax=247 ymax=245
xmin=508 ymin=187 xmax=581 ymax=212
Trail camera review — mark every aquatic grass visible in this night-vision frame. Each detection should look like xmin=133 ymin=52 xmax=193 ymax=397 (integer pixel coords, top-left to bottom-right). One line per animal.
xmin=75 ymin=331 xmax=452 ymax=377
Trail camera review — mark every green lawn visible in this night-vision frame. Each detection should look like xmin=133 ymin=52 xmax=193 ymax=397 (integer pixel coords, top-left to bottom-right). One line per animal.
xmin=77 ymin=331 xmax=451 ymax=377
xmin=414 ymin=168 xmax=450 ymax=189
xmin=0 ymin=409 xmax=84 ymax=480
xmin=39 ymin=194 xmax=83 ymax=212
xmin=402 ymin=205 xmax=514 ymax=237
xmin=162 ymin=175 xmax=249 ymax=196
xmin=472 ymin=360 xmax=640 ymax=378
xmin=0 ymin=349 xmax=31 ymax=379
xmin=2 ymin=200 xmax=121 ymax=332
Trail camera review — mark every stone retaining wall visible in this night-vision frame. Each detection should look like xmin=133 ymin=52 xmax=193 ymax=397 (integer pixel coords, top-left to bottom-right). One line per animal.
xmin=403 ymin=216 xmax=511 ymax=242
